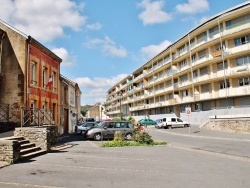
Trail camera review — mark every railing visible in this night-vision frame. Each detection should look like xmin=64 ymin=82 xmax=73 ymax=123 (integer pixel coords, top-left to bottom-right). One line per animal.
xmin=0 ymin=103 xmax=10 ymax=122
xmin=21 ymin=107 xmax=53 ymax=127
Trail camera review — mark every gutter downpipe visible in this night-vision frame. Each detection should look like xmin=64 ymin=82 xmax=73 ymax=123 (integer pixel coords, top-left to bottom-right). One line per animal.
xmin=0 ymin=33 xmax=5 ymax=75
xmin=217 ymin=18 xmax=228 ymax=98
xmin=26 ymin=36 xmax=31 ymax=109
xmin=188 ymin=34 xmax=195 ymax=103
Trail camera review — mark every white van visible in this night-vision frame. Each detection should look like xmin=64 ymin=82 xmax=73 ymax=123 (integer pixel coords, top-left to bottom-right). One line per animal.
xmin=162 ymin=117 xmax=190 ymax=129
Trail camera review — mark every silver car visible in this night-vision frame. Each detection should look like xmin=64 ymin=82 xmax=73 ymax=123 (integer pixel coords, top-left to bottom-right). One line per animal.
xmin=155 ymin=119 xmax=164 ymax=129
xmin=86 ymin=121 xmax=133 ymax=141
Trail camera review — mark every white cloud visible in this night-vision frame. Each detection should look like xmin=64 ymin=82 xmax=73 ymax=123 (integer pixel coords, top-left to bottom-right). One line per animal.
xmin=52 ymin=47 xmax=75 ymax=66
xmin=176 ymin=0 xmax=209 ymax=14
xmin=74 ymin=74 xmax=128 ymax=89
xmin=138 ymin=0 xmax=172 ymax=25
xmin=140 ymin=40 xmax=172 ymax=60
xmin=84 ymin=36 xmax=127 ymax=58
xmin=0 ymin=0 xmax=87 ymax=42
xmin=74 ymin=74 xmax=128 ymax=105
xmin=86 ymin=22 xmax=102 ymax=30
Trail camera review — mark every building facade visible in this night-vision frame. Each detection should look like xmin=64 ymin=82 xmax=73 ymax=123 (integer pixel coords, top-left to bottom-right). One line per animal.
xmin=60 ymin=75 xmax=82 ymax=134
xmin=87 ymin=104 xmax=108 ymax=121
xmin=0 ymin=20 xmax=61 ymax=126
xmin=106 ymin=2 xmax=250 ymax=124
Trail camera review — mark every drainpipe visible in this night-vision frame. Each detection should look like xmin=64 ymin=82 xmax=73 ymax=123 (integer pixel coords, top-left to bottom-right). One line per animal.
xmin=0 ymin=33 xmax=5 ymax=75
xmin=26 ymin=36 xmax=32 ymax=109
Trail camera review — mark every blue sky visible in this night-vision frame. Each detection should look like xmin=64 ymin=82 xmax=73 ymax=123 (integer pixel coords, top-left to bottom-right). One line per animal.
xmin=0 ymin=0 xmax=248 ymax=105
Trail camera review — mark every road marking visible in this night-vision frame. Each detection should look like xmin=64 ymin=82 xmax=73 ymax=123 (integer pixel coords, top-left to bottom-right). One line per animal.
xmin=170 ymin=144 xmax=250 ymax=163
xmin=31 ymin=163 xmax=161 ymax=173
xmin=0 ymin=181 xmax=65 ymax=188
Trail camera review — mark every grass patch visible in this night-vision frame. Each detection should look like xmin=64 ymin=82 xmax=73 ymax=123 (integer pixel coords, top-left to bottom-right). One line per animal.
xmin=101 ymin=129 xmax=167 ymax=147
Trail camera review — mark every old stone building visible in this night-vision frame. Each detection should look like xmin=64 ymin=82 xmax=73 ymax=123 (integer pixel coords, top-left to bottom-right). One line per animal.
xmin=0 ymin=20 xmax=61 ymax=126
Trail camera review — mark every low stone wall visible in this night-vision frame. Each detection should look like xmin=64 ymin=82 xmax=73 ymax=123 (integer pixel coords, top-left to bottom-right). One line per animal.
xmin=14 ymin=125 xmax=59 ymax=151
xmin=202 ymin=119 xmax=250 ymax=134
xmin=0 ymin=140 xmax=20 ymax=163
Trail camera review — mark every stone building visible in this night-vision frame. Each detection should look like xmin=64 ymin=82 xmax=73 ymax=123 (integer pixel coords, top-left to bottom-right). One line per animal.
xmin=87 ymin=103 xmax=108 ymax=121
xmin=0 ymin=20 xmax=61 ymax=126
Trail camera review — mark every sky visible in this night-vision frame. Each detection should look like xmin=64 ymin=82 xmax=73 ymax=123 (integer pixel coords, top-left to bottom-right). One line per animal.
xmin=0 ymin=0 xmax=248 ymax=105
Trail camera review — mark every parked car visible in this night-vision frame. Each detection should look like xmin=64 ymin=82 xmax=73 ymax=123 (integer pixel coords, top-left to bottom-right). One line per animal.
xmin=162 ymin=117 xmax=190 ymax=129
xmin=139 ymin=119 xmax=156 ymax=126
xmin=155 ymin=119 xmax=164 ymax=128
xmin=86 ymin=121 xmax=133 ymax=141
xmin=75 ymin=122 xmax=98 ymax=135
xmin=86 ymin=118 xmax=95 ymax=122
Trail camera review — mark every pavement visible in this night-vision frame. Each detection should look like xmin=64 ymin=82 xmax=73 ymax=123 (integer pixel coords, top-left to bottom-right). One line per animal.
xmin=0 ymin=126 xmax=249 ymax=169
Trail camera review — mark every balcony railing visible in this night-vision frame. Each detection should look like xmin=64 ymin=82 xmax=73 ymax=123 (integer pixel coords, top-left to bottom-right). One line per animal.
xmin=21 ymin=107 xmax=53 ymax=127
xmin=0 ymin=103 xmax=10 ymax=122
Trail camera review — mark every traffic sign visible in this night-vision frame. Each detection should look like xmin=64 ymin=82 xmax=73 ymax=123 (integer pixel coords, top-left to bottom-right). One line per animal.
xmin=185 ymin=107 xmax=191 ymax=116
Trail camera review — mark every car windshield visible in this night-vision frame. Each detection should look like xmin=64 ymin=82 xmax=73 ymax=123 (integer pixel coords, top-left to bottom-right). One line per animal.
xmin=95 ymin=121 xmax=105 ymax=128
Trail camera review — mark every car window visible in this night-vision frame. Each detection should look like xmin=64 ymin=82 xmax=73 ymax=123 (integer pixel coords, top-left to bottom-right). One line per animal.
xmin=177 ymin=118 xmax=183 ymax=122
xmin=163 ymin=118 xmax=166 ymax=122
xmin=107 ymin=122 xmax=115 ymax=128
xmin=115 ymin=122 xmax=121 ymax=128
xmin=171 ymin=118 xmax=176 ymax=122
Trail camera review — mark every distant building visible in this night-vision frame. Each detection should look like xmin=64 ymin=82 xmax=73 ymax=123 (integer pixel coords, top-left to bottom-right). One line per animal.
xmin=60 ymin=75 xmax=82 ymax=133
xmin=87 ymin=103 xmax=108 ymax=121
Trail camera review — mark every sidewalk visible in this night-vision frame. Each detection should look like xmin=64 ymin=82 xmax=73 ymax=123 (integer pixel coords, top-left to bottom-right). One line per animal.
xmin=148 ymin=125 xmax=250 ymax=141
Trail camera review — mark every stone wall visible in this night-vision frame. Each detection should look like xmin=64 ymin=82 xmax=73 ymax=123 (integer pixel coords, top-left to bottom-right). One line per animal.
xmin=0 ymin=140 xmax=20 ymax=163
xmin=202 ymin=119 xmax=250 ymax=134
xmin=14 ymin=125 xmax=58 ymax=151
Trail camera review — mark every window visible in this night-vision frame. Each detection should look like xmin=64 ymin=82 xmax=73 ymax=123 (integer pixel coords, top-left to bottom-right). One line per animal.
xmin=236 ymin=56 xmax=250 ymax=66
xmin=197 ymin=32 xmax=207 ymax=44
xmin=179 ymin=59 xmax=187 ymax=68
xmin=193 ymin=70 xmax=198 ymax=78
xmin=200 ymin=66 xmax=208 ymax=76
xmin=166 ymin=67 xmax=171 ymax=76
xmin=209 ymin=25 xmax=220 ymax=39
xmin=198 ymin=49 xmax=207 ymax=59
xmin=191 ymin=54 xmax=196 ymax=62
xmin=168 ymin=93 xmax=173 ymax=99
xmin=234 ymin=35 xmax=250 ymax=46
xmin=226 ymin=13 xmax=250 ymax=30
xmin=42 ymin=67 xmax=47 ymax=88
xmin=190 ymin=38 xmax=195 ymax=49
xmin=201 ymin=84 xmax=209 ymax=93
xmin=180 ymin=74 xmax=188 ymax=83
xmin=178 ymin=45 xmax=185 ymax=54
xmin=182 ymin=90 xmax=189 ymax=97
xmin=220 ymin=80 xmax=230 ymax=89
xmin=30 ymin=61 xmax=37 ymax=85
xmin=217 ymin=61 xmax=228 ymax=71
xmin=239 ymin=77 xmax=250 ymax=86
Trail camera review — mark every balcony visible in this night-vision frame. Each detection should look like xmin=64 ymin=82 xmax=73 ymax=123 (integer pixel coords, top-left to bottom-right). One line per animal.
xmin=229 ymin=43 xmax=250 ymax=55
xmin=222 ymin=21 xmax=250 ymax=37
xmin=213 ymin=50 xmax=222 ymax=57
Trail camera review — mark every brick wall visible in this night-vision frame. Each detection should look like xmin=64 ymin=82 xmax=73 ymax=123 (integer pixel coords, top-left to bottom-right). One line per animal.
xmin=14 ymin=126 xmax=58 ymax=151
xmin=203 ymin=119 xmax=250 ymax=134
xmin=0 ymin=140 xmax=20 ymax=163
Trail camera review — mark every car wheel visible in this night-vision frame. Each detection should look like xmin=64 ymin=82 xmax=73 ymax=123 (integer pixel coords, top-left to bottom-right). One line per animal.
xmin=184 ymin=124 xmax=188 ymax=127
xmin=125 ymin=133 xmax=132 ymax=140
xmin=167 ymin=125 xmax=172 ymax=129
xmin=81 ymin=131 xmax=86 ymax=136
xmin=94 ymin=133 xmax=102 ymax=141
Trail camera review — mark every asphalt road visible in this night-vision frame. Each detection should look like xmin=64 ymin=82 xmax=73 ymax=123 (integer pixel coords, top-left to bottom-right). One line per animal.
xmin=0 ymin=127 xmax=250 ymax=188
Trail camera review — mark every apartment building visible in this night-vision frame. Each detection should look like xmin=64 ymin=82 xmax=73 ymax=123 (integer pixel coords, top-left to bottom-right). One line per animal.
xmin=106 ymin=2 xmax=250 ymax=123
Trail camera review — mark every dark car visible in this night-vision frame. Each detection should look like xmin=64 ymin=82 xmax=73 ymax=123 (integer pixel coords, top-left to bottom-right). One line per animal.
xmin=86 ymin=118 xmax=95 ymax=122
xmin=75 ymin=122 xmax=98 ymax=135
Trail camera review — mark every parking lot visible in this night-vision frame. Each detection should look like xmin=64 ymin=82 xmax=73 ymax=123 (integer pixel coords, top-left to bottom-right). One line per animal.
xmin=0 ymin=127 xmax=250 ymax=188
